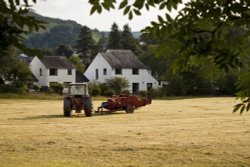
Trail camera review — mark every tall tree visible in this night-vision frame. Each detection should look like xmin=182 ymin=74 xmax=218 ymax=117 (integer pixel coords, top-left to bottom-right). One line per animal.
xmin=69 ymin=56 xmax=85 ymax=73
xmin=0 ymin=46 xmax=32 ymax=93
xmin=121 ymin=24 xmax=142 ymax=54
xmin=0 ymin=0 xmax=45 ymax=57
xmin=89 ymin=0 xmax=250 ymax=113
xmin=107 ymin=23 xmax=122 ymax=49
xmin=97 ymin=33 xmax=108 ymax=52
xmin=0 ymin=0 xmax=44 ymax=93
xmin=75 ymin=26 xmax=95 ymax=64
xmin=55 ymin=45 xmax=74 ymax=58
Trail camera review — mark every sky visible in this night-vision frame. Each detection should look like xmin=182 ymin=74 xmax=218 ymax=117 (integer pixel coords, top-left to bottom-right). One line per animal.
xmin=32 ymin=0 xmax=182 ymax=31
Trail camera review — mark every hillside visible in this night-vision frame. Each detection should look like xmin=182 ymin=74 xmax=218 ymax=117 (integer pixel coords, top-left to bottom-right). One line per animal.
xmin=25 ymin=12 xmax=103 ymax=49
xmin=25 ymin=12 xmax=141 ymax=49
xmin=26 ymin=12 xmax=141 ymax=49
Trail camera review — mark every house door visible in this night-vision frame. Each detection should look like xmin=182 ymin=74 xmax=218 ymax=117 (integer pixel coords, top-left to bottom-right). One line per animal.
xmin=132 ymin=83 xmax=139 ymax=94
xmin=147 ymin=83 xmax=153 ymax=91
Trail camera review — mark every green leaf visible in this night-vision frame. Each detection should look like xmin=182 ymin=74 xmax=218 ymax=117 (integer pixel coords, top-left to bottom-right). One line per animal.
xmin=159 ymin=2 xmax=166 ymax=10
xmin=147 ymin=0 xmax=155 ymax=7
xmin=166 ymin=14 xmax=172 ymax=22
xmin=123 ymin=5 xmax=131 ymax=15
xmin=133 ymin=0 xmax=145 ymax=9
xmin=90 ymin=5 xmax=98 ymax=15
xmin=233 ymin=103 xmax=243 ymax=113
xmin=97 ymin=5 xmax=102 ymax=13
xmin=240 ymin=105 xmax=245 ymax=115
xmin=151 ymin=21 xmax=158 ymax=26
xmin=158 ymin=15 xmax=164 ymax=24
xmin=119 ymin=0 xmax=128 ymax=9
xmin=129 ymin=11 xmax=133 ymax=20
xmin=133 ymin=9 xmax=141 ymax=16
xmin=102 ymin=2 xmax=109 ymax=10
xmin=246 ymin=101 xmax=250 ymax=111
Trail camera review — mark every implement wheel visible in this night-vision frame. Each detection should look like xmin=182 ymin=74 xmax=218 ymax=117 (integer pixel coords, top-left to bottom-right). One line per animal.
xmin=63 ymin=98 xmax=72 ymax=117
xmin=125 ymin=104 xmax=134 ymax=113
xmin=84 ymin=97 xmax=93 ymax=117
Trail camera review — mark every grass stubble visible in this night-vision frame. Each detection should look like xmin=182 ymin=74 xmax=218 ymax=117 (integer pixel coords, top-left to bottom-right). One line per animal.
xmin=0 ymin=97 xmax=249 ymax=167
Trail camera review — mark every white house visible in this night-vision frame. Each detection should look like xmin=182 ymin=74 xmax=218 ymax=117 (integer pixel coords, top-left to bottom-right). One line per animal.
xmin=84 ymin=50 xmax=161 ymax=93
xmin=30 ymin=56 xmax=76 ymax=87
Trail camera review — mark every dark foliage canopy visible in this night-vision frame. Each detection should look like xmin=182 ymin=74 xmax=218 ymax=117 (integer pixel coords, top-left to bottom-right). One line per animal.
xmin=0 ymin=0 xmax=45 ymax=56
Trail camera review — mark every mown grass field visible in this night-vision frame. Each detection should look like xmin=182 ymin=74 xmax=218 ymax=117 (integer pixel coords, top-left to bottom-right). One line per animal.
xmin=0 ymin=97 xmax=249 ymax=167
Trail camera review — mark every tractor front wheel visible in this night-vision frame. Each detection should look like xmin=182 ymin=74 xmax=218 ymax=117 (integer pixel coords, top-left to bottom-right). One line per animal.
xmin=63 ymin=98 xmax=72 ymax=117
xmin=84 ymin=97 xmax=93 ymax=117
xmin=125 ymin=104 xmax=134 ymax=113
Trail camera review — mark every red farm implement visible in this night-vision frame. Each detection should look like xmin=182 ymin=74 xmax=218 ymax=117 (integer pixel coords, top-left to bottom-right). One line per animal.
xmin=96 ymin=94 xmax=152 ymax=114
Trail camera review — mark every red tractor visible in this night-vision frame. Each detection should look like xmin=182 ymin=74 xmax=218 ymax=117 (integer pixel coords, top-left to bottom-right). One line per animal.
xmin=63 ymin=83 xmax=93 ymax=117
xmin=96 ymin=93 xmax=152 ymax=114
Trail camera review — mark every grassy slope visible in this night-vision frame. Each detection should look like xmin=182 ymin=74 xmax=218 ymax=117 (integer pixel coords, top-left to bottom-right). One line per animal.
xmin=0 ymin=97 xmax=249 ymax=167
xmin=26 ymin=12 xmax=102 ymax=46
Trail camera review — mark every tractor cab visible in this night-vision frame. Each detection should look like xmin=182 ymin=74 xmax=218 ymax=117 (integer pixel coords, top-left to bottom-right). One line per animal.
xmin=63 ymin=83 xmax=93 ymax=117
xmin=68 ymin=83 xmax=89 ymax=96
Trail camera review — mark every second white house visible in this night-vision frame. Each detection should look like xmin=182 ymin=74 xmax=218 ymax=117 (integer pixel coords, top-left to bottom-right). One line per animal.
xmin=84 ymin=50 xmax=160 ymax=93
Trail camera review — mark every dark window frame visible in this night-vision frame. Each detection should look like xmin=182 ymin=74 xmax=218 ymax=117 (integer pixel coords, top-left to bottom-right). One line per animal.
xmin=68 ymin=69 xmax=72 ymax=75
xmin=39 ymin=68 xmax=42 ymax=76
xmin=103 ymin=68 xmax=107 ymax=75
xmin=95 ymin=69 xmax=99 ymax=80
xmin=132 ymin=68 xmax=139 ymax=75
xmin=49 ymin=68 xmax=58 ymax=76
xmin=115 ymin=68 xmax=122 ymax=75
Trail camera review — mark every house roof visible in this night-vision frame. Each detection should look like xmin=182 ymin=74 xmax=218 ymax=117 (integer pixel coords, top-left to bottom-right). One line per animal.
xmin=19 ymin=54 xmax=33 ymax=64
xmin=76 ymin=70 xmax=89 ymax=83
xmin=40 ymin=56 xmax=74 ymax=69
xmin=101 ymin=50 xmax=149 ymax=69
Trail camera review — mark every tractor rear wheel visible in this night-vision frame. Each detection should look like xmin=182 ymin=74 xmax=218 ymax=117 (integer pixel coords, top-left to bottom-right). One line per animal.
xmin=125 ymin=104 xmax=134 ymax=113
xmin=84 ymin=97 xmax=93 ymax=117
xmin=63 ymin=98 xmax=72 ymax=117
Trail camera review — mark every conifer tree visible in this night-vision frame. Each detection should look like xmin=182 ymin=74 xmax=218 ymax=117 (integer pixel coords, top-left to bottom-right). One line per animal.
xmin=107 ymin=23 xmax=122 ymax=49
xmin=76 ymin=26 xmax=95 ymax=64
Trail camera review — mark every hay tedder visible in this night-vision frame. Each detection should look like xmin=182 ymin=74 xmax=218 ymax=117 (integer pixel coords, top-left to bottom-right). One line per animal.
xmin=96 ymin=93 xmax=152 ymax=114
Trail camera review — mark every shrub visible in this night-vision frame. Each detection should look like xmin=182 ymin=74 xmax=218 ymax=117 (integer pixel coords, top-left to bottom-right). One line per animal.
xmin=149 ymin=88 xmax=164 ymax=98
xmin=50 ymin=83 xmax=63 ymax=95
xmin=103 ymin=89 xmax=115 ymax=97
xmin=122 ymin=90 xmax=130 ymax=95
xmin=138 ymin=90 xmax=147 ymax=97
xmin=0 ymin=84 xmax=28 ymax=94
xmin=105 ymin=77 xmax=129 ymax=94
xmin=90 ymin=85 xmax=101 ymax=96
xmin=33 ymin=85 xmax=40 ymax=92
xmin=0 ymin=85 xmax=16 ymax=93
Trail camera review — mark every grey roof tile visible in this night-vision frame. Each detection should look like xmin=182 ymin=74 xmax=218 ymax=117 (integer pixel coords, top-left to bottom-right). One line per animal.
xmin=102 ymin=50 xmax=149 ymax=69
xmin=40 ymin=56 xmax=74 ymax=69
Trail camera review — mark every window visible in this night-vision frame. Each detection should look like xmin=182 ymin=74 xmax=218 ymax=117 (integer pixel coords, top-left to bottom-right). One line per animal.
xmin=39 ymin=68 xmax=42 ymax=76
xmin=49 ymin=68 xmax=58 ymax=76
xmin=132 ymin=83 xmax=139 ymax=93
xmin=115 ymin=68 xmax=122 ymax=75
xmin=95 ymin=69 xmax=99 ymax=80
xmin=68 ymin=69 xmax=72 ymax=75
xmin=132 ymin=68 xmax=139 ymax=75
xmin=103 ymin=68 xmax=107 ymax=75
xmin=147 ymin=83 xmax=153 ymax=91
